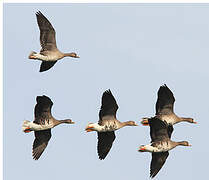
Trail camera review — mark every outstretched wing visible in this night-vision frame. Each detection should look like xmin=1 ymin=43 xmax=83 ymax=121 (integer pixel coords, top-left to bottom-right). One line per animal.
xmin=36 ymin=11 xmax=57 ymax=51
xmin=97 ymin=131 xmax=116 ymax=160
xmin=99 ymin=89 xmax=118 ymax=125
xmin=148 ymin=117 xmax=171 ymax=142
xmin=32 ymin=129 xmax=52 ymax=160
xmin=150 ymin=152 xmax=169 ymax=178
xmin=155 ymin=84 xmax=175 ymax=115
xmin=39 ymin=61 xmax=57 ymax=72
xmin=34 ymin=95 xmax=53 ymax=125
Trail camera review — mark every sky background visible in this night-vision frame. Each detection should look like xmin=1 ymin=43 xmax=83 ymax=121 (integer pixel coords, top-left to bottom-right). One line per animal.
xmin=3 ymin=3 xmax=209 ymax=180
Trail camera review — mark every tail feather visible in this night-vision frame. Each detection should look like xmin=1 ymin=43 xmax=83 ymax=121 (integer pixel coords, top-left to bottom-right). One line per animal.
xmin=22 ymin=120 xmax=32 ymax=133
xmin=141 ymin=118 xmax=150 ymax=126
xmin=28 ymin=51 xmax=37 ymax=59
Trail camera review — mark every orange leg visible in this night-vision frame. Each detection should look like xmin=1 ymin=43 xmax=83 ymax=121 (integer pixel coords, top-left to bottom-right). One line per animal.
xmin=24 ymin=127 xmax=32 ymax=133
xmin=29 ymin=55 xmax=37 ymax=59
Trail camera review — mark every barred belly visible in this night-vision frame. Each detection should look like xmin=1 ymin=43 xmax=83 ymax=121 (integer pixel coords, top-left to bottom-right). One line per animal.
xmin=101 ymin=122 xmax=119 ymax=132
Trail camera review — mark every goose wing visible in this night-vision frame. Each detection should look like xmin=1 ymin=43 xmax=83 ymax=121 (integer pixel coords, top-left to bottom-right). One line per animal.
xmin=36 ymin=11 xmax=57 ymax=52
xmin=32 ymin=129 xmax=51 ymax=160
xmin=148 ymin=117 xmax=172 ymax=142
xmin=97 ymin=131 xmax=116 ymax=160
xmin=155 ymin=84 xmax=175 ymax=115
xmin=34 ymin=95 xmax=53 ymax=125
xmin=40 ymin=61 xmax=57 ymax=72
xmin=98 ymin=89 xmax=118 ymax=125
xmin=150 ymin=152 xmax=169 ymax=178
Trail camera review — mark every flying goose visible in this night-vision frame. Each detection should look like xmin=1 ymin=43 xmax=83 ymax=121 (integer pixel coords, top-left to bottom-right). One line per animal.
xmin=22 ymin=95 xmax=74 ymax=160
xmin=138 ymin=117 xmax=191 ymax=178
xmin=141 ymin=84 xmax=196 ymax=126
xmin=29 ymin=11 xmax=80 ymax=72
xmin=85 ymin=89 xmax=138 ymax=160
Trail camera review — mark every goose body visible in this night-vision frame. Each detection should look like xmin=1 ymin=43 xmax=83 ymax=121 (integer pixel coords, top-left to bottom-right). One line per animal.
xmin=141 ymin=84 xmax=196 ymax=126
xmin=140 ymin=141 xmax=176 ymax=153
xmin=138 ymin=117 xmax=191 ymax=178
xmin=85 ymin=90 xmax=138 ymax=160
xmin=22 ymin=120 xmax=54 ymax=131
xmin=29 ymin=11 xmax=79 ymax=72
xmin=29 ymin=51 xmax=64 ymax=62
xmin=86 ymin=121 xmax=120 ymax=132
xmin=86 ymin=118 xmax=136 ymax=132
xmin=22 ymin=95 xmax=74 ymax=160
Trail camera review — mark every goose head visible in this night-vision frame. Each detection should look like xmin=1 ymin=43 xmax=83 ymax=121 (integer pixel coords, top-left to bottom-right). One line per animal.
xmin=64 ymin=52 xmax=80 ymax=58
xmin=189 ymin=118 xmax=197 ymax=124
xmin=61 ymin=119 xmax=75 ymax=124
xmin=177 ymin=141 xmax=192 ymax=146
xmin=124 ymin=121 xmax=138 ymax=126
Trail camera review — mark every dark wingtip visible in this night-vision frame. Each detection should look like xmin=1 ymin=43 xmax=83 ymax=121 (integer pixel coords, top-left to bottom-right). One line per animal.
xmin=36 ymin=95 xmax=51 ymax=104
xmin=98 ymin=155 xmax=106 ymax=160
xmin=32 ymin=150 xmax=41 ymax=160
xmin=104 ymin=89 xmax=112 ymax=95
xmin=36 ymin=10 xmax=42 ymax=16
xmin=150 ymin=170 xmax=158 ymax=179
xmin=160 ymin=84 xmax=167 ymax=88
xmin=99 ymin=157 xmax=105 ymax=160
xmin=32 ymin=156 xmax=39 ymax=160
xmin=39 ymin=66 xmax=45 ymax=72
xmin=39 ymin=68 xmax=47 ymax=73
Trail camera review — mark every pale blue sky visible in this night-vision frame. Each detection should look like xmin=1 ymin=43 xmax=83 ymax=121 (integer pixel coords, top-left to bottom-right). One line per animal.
xmin=3 ymin=3 xmax=209 ymax=180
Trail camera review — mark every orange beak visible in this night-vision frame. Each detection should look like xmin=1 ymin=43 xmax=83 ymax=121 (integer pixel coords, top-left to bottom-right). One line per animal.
xmin=193 ymin=121 xmax=197 ymax=124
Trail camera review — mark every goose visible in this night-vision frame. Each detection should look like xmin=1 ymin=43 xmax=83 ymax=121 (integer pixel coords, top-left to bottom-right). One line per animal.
xmin=29 ymin=11 xmax=80 ymax=72
xmin=22 ymin=95 xmax=74 ymax=160
xmin=85 ymin=89 xmax=138 ymax=160
xmin=138 ymin=117 xmax=191 ymax=178
xmin=141 ymin=84 xmax=196 ymax=126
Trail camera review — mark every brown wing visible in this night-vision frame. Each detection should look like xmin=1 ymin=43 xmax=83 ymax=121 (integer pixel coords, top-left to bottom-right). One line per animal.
xmin=97 ymin=131 xmax=116 ymax=160
xmin=34 ymin=95 xmax=53 ymax=125
xmin=36 ymin=11 xmax=57 ymax=51
xmin=99 ymin=89 xmax=118 ymax=125
xmin=150 ymin=152 xmax=169 ymax=178
xmin=39 ymin=61 xmax=57 ymax=72
xmin=155 ymin=84 xmax=175 ymax=115
xmin=32 ymin=129 xmax=51 ymax=160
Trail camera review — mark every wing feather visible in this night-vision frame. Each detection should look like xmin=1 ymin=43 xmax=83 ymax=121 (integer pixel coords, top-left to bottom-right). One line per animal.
xmin=148 ymin=117 xmax=172 ymax=142
xmin=97 ymin=131 xmax=116 ymax=160
xmin=36 ymin=11 xmax=57 ymax=51
xmin=32 ymin=129 xmax=51 ymax=160
xmin=156 ymin=84 xmax=175 ymax=115
xmin=34 ymin=95 xmax=53 ymax=125
xmin=99 ymin=90 xmax=118 ymax=125
xmin=150 ymin=152 xmax=169 ymax=178
xmin=39 ymin=61 xmax=57 ymax=72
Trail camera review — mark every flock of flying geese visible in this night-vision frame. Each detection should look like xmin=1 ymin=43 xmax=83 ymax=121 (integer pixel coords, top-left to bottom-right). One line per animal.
xmin=22 ymin=11 xmax=197 ymax=178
